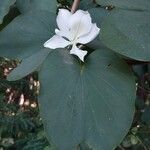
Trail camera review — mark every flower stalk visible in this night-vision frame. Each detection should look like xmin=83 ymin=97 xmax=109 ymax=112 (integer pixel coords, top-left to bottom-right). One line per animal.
xmin=71 ymin=0 xmax=80 ymax=13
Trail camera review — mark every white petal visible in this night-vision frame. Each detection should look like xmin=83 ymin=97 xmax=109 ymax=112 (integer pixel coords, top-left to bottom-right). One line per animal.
xmin=69 ymin=10 xmax=92 ymax=39
xmin=55 ymin=29 xmax=73 ymax=41
xmin=70 ymin=45 xmax=87 ymax=62
xmin=56 ymin=9 xmax=72 ymax=31
xmin=77 ymin=23 xmax=100 ymax=44
xmin=44 ymin=35 xmax=70 ymax=49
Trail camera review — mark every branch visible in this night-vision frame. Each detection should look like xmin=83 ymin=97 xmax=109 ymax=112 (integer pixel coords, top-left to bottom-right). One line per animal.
xmin=71 ymin=0 xmax=80 ymax=13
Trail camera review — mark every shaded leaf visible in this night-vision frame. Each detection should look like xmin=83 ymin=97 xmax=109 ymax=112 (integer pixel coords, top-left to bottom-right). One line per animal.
xmin=0 ymin=10 xmax=56 ymax=59
xmin=7 ymin=49 xmax=50 ymax=81
xmin=39 ymin=48 xmax=136 ymax=150
xmin=89 ymin=7 xmax=110 ymax=27
xmin=87 ymin=7 xmax=110 ymax=49
xmin=101 ymin=9 xmax=150 ymax=61
xmin=16 ymin=0 xmax=57 ymax=14
xmin=96 ymin=0 xmax=150 ymax=11
xmin=0 ymin=6 xmax=20 ymax=31
xmin=79 ymin=0 xmax=96 ymax=10
xmin=16 ymin=0 xmax=30 ymax=13
xmin=0 ymin=0 xmax=16 ymax=24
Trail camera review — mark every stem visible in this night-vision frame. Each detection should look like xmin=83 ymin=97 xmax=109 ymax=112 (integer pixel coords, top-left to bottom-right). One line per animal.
xmin=71 ymin=0 xmax=80 ymax=13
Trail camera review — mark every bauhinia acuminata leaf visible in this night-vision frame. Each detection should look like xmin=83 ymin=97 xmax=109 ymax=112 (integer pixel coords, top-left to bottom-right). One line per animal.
xmin=0 ymin=10 xmax=56 ymax=59
xmin=101 ymin=9 xmax=150 ymax=61
xmin=39 ymin=47 xmax=136 ymax=150
xmin=16 ymin=0 xmax=57 ymax=14
xmin=7 ymin=49 xmax=50 ymax=81
xmin=96 ymin=0 xmax=150 ymax=11
xmin=0 ymin=0 xmax=16 ymax=24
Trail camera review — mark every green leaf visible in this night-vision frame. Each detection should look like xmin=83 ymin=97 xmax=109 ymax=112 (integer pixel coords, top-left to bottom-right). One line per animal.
xmin=89 ymin=7 xmax=110 ymax=27
xmin=7 ymin=49 xmax=50 ymax=81
xmin=39 ymin=48 xmax=136 ymax=150
xmin=16 ymin=0 xmax=57 ymax=14
xmin=96 ymin=0 xmax=150 ymax=11
xmin=0 ymin=6 xmax=20 ymax=31
xmin=16 ymin=0 xmax=30 ymax=13
xmin=87 ymin=7 xmax=110 ymax=49
xmin=101 ymin=9 xmax=150 ymax=61
xmin=0 ymin=10 xmax=56 ymax=59
xmin=0 ymin=0 xmax=16 ymax=24
xmin=79 ymin=0 xmax=96 ymax=10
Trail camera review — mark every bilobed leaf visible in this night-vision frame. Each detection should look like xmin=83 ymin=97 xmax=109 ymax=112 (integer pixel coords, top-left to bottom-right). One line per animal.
xmin=87 ymin=7 xmax=110 ymax=49
xmin=0 ymin=0 xmax=16 ymax=24
xmin=89 ymin=7 xmax=110 ymax=27
xmin=16 ymin=0 xmax=57 ymax=14
xmin=7 ymin=49 xmax=50 ymax=81
xmin=16 ymin=0 xmax=30 ymax=13
xmin=79 ymin=0 xmax=96 ymax=10
xmin=96 ymin=0 xmax=150 ymax=11
xmin=39 ymin=48 xmax=136 ymax=150
xmin=0 ymin=10 xmax=56 ymax=59
xmin=101 ymin=9 xmax=150 ymax=61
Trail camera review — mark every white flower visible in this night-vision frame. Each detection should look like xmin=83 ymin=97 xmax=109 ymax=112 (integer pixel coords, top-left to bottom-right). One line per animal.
xmin=44 ymin=9 xmax=100 ymax=62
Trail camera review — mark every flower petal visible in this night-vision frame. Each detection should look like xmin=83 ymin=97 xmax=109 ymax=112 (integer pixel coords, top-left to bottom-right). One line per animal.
xmin=55 ymin=29 xmax=72 ymax=41
xmin=70 ymin=45 xmax=87 ymax=62
xmin=77 ymin=23 xmax=100 ymax=44
xmin=69 ymin=10 xmax=92 ymax=39
xmin=44 ymin=35 xmax=70 ymax=49
xmin=56 ymin=9 xmax=72 ymax=31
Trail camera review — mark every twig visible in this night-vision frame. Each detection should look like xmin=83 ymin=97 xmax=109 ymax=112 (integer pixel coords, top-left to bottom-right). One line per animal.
xmin=71 ymin=0 xmax=80 ymax=13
